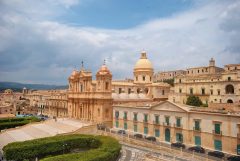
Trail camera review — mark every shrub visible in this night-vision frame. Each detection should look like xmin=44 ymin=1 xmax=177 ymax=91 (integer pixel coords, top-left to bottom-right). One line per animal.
xmin=0 ymin=116 xmax=41 ymax=130
xmin=186 ymin=95 xmax=202 ymax=107
xmin=3 ymin=134 xmax=120 ymax=161
xmin=41 ymin=135 xmax=121 ymax=161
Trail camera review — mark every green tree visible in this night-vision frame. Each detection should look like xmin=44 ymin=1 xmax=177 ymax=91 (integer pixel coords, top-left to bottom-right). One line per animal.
xmin=186 ymin=95 xmax=202 ymax=107
xmin=163 ymin=78 xmax=174 ymax=87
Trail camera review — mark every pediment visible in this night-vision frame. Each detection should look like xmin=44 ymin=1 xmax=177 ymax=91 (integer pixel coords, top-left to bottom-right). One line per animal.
xmin=151 ymin=101 xmax=189 ymax=112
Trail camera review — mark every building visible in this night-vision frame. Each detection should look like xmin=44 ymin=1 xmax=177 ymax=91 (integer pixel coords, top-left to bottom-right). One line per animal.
xmin=169 ymin=59 xmax=240 ymax=107
xmin=68 ymin=62 xmax=113 ymax=124
xmin=113 ymin=101 xmax=240 ymax=155
xmin=67 ymin=51 xmax=170 ymax=124
xmin=154 ymin=70 xmax=186 ymax=82
xmin=45 ymin=90 xmax=68 ymax=117
xmin=112 ymin=51 xmax=170 ymax=102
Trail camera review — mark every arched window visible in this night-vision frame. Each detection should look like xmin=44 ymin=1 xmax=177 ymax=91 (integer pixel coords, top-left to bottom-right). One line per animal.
xmin=225 ymin=84 xmax=234 ymax=94
xmin=137 ymin=88 xmax=141 ymax=94
xmin=144 ymin=88 xmax=149 ymax=94
xmin=227 ymin=99 xmax=233 ymax=103
xmin=105 ymin=82 xmax=109 ymax=90
xmin=143 ymin=76 xmax=145 ymax=81
xmin=80 ymin=84 xmax=83 ymax=92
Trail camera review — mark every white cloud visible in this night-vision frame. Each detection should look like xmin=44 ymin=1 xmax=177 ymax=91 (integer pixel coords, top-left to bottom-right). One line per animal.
xmin=0 ymin=0 xmax=239 ymax=84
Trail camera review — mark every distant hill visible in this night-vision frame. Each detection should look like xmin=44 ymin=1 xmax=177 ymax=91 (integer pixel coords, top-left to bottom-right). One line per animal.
xmin=0 ymin=82 xmax=67 ymax=92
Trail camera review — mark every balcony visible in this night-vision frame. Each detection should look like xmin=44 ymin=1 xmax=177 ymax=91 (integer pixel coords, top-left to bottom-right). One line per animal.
xmin=143 ymin=119 xmax=148 ymax=124
xmin=153 ymin=121 xmax=160 ymax=125
xmin=123 ymin=117 xmax=127 ymax=121
xmin=133 ymin=118 xmax=138 ymax=122
xmin=193 ymin=127 xmax=201 ymax=132
xmin=163 ymin=122 xmax=171 ymax=127
xmin=174 ymin=123 xmax=183 ymax=129
xmin=115 ymin=117 xmax=119 ymax=120
xmin=212 ymin=130 xmax=222 ymax=136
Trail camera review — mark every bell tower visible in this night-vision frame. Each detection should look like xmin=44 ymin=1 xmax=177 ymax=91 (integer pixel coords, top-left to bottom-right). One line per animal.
xmin=95 ymin=61 xmax=113 ymax=125
xmin=96 ymin=61 xmax=112 ymax=92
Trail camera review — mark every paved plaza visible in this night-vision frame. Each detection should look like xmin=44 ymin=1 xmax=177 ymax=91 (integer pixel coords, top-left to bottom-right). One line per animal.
xmin=0 ymin=118 xmax=90 ymax=153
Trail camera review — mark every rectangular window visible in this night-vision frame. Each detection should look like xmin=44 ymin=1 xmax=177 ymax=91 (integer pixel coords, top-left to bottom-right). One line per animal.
xmin=194 ymin=120 xmax=200 ymax=131
xmin=144 ymin=126 xmax=148 ymax=135
xmin=115 ymin=111 xmax=119 ymax=119
xmin=162 ymin=90 xmax=165 ymax=95
xmin=214 ymin=140 xmax=222 ymax=151
xmin=134 ymin=113 xmax=138 ymax=121
xmin=144 ymin=114 xmax=148 ymax=122
xmin=176 ymin=133 xmax=183 ymax=143
xmin=165 ymin=116 xmax=170 ymax=125
xmin=124 ymin=122 xmax=127 ymax=130
xmin=176 ymin=118 xmax=181 ymax=127
xmin=119 ymin=88 xmax=122 ymax=94
xmin=124 ymin=112 xmax=127 ymax=120
xmin=155 ymin=115 xmax=159 ymax=124
xmin=128 ymin=88 xmax=131 ymax=94
xmin=134 ymin=125 xmax=137 ymax=132
xmin=210 ymin=90 xmax=213 ymax=95
xmin=155 ymin=129 xmax=160 ymax=137
xmin=218 ymin=90 xmax=220 ymax=95
xmin=115 ymin=121 xmax=119 ymax=128
xmin=202 ymin=88 xmax=205 ymax=95
xmin=179 ymin=88 xmax=182 ymax=93
xmin=195 ymin=136 xmax=201 ymax=146
xmin=190 ymin=88 xmax=193 ymax=95
xmin=214 ymin=123 xmax=221 ymax=134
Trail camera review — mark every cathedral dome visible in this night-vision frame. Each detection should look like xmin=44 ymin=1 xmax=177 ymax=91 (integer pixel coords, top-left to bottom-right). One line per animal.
xmin=134 ymin=51 xmax=153 ymax=70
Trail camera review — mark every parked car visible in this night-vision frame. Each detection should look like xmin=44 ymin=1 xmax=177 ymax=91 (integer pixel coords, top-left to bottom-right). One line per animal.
xmin=171 ymin=142 xmax=186 ymax=149
xmin=134 ymin=133 xmax=143 ymax=139
xmin=145 ymin=136 xmax=156 ymax=142
xmin=188 ymin=146 xmax=205 ymax=153
xmin=97 ymin=124 xmax=106 ymax=130
xmin=208 ymin=151 xmax=224 ymax=158
xmin=227 ymin=155 xmax=240 ymax=161
xmin=117 ymin=130 xmax=126 ymax=135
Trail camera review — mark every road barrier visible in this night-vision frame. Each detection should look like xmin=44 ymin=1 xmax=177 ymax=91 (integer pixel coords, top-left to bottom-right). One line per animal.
xmin=98 ymin=129 xmax=221 ymax=161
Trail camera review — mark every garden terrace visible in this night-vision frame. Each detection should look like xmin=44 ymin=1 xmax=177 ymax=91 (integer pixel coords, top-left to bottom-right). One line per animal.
xmin=3 ymin=134 xmax=121 ymax=161
xmin=0 ymin=116 xmax=41 ymax=131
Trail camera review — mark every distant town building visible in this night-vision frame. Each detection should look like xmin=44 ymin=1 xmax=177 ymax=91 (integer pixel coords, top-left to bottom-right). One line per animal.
xmin=113 ymin=101 xmax=240 ymax=155
xmin=169 ymin=59 xmax=240 ymax=107
xmin=154 ymin=70 xmax=186 ymax=82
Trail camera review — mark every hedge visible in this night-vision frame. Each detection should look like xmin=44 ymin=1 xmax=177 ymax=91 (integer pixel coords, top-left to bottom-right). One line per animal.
xmin=41 ymin=136 xmax=121 ymax=161
xmin=3 ymin=134 xmax=121 ymax=161
xmin=0 ymin=117 xmax=25 ymax=123
xmin=0 ymin=117 xmax=41 ymax=130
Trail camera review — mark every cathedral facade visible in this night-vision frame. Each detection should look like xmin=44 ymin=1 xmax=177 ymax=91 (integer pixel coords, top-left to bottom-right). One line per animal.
xmin=67 ymin=51 xmax=170 ymax=124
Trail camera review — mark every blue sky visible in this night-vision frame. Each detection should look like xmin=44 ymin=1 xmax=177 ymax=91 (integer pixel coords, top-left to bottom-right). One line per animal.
xmin=59 ymin=0 xmax=193 ymax=29
xmin=0 ymin=0 xmax=240 ymax=85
